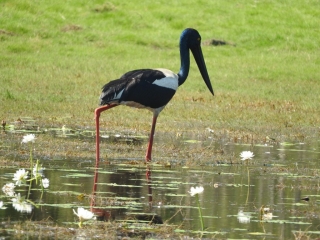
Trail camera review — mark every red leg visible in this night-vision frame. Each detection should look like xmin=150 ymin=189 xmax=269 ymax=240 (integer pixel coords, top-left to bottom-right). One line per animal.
xmin=93 ymin=104 xmax=118 ymax=196
xmin=145 ymin=113 xmax=158 ymax=162
xmin=95 ymin=104 xmax=118 ymax=168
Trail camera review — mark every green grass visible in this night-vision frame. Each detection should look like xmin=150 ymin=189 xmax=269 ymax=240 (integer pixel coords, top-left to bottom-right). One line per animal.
xmin=1 ymin=0 xmax=319 ymax=139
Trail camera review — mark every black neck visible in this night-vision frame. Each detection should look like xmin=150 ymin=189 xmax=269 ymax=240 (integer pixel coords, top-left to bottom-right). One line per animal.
xmin=177 ymin=40 xmax=190 ymax=86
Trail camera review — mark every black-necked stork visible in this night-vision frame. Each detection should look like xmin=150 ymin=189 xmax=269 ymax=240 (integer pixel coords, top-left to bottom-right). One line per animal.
xmin=95 ymin=28 xmax=214 ymax=165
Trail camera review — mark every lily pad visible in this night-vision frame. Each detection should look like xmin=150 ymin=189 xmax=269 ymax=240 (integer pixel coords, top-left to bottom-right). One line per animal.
xmin=98 ymin=183 xmax=142 ymax=188
xmin=165 ymin=193 xmax=187 ymax=197
xmin=248 ymin=232 xmax=273 ymax=236
xmin=61 ymin=173 xmax=93 ymax=178
xmin=38 ymin=203 xmax=76 ymax=208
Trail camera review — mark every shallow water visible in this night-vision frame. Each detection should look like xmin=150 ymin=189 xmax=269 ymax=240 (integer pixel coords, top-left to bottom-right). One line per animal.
xmin=1 ymin=126 xmax=320 ymax=239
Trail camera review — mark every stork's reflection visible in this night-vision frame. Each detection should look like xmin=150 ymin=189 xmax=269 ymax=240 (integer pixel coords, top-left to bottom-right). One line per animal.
xmin=90 ymin=164 xmax=162 ymax=224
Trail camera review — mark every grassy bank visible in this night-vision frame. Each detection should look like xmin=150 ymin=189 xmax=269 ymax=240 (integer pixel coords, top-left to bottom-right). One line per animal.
xmin=1 ymin=0 xmax=319 ymax=140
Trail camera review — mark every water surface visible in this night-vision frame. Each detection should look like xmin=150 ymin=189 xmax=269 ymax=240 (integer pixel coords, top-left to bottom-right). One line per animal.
xmin=1 ymin=127 xmax=320 ymax=239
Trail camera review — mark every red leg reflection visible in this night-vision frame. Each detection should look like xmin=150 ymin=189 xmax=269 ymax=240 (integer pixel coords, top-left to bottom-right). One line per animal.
xmin=146 ymin=165 xmax=153 ymax=206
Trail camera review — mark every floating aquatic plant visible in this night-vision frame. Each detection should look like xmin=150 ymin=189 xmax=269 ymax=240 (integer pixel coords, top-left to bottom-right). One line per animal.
xmin=260 ymin=206 xmax=273 ymax=221
xmin=41 ymin=178 xmax=50 ymax=189
xmin=13 ymin=169 xmax=29 ymax=186
xmin=33 ymin=165 xmax=45 ymax=178
xmin=240 ymin=151 xmax=254 ymax=162
xmin=237 ymin=210 xmax=251 ymax=224
xmin=1 ymin=134 xmax=50 ymax=212
xmin=12 ymin=193 xmax=33 ymax=213
xmin=73 ymin=207 xmax=96 ymax=227
xmin=2 ymin=183 xmax=15 ymax=197
xmin=240 ymin=151 xmax=255 ymax=204
xmin=189 ymin=186 xmax=204 ymax=196
xmin=21 ymin=134 xmax=36 ymax=143
xmin=189 ymin=186 xmax=204 ymax=231
xmin=21 ymin=133 xmax=36 ymax=198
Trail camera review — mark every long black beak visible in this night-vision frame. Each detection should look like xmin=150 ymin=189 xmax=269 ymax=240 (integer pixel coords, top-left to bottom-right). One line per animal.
xmin=191 ymin=45 xmax=214 ymax=96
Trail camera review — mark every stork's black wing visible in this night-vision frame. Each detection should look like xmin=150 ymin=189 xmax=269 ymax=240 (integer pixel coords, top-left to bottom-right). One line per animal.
xmin=99 ymin=69 xmax=166 ymax=106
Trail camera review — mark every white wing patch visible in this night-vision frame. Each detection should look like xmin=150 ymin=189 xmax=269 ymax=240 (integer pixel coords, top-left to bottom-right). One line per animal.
xmin=153 ymin=68 xmax=179 ymax=91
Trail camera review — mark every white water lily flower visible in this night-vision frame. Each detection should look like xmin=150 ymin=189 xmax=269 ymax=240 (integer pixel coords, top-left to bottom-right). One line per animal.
xmin=240 ymin=151 xmax=254 ymax=161
xmin=21 ymin=134 xmax=36 ymax=143
xmin=0 ymin=201 xmax=3 ymax=209
xmin=42 ymin=178 xmax=50 ymax=188
xmin=237 ymin=210 xmax=251 ymax=223
xmin=188 ymin=186 xmax=204 ymax=196
xmin=33 ymin=165 xmax=45 ymax=178
xmin=262 ymin=212 xmax=273 ymax=220
xmin=13 ymin=169 xmax=29 ymax=186
xmin=2 ymin=183 xmax=16 ymax=197
xmin=12 ymin=193 xmax=33 ymax=213
xmin=262 ymin=207 xmax=270 ymax=213
xmin=73 ymin=207 xmax=95 ymax=223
